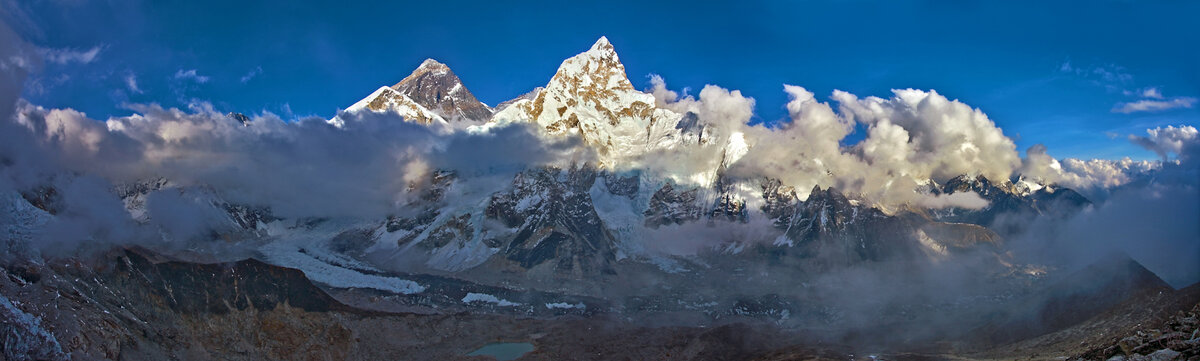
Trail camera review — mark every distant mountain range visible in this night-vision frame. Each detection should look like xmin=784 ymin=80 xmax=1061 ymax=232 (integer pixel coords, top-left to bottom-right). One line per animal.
xmin=3 ymin=36 xmax=1195 ymax=361
xmin=0 ymin=37 xmax=1103 ymax=291
xmin=275 ymin=37 xmax=1089 ymax=282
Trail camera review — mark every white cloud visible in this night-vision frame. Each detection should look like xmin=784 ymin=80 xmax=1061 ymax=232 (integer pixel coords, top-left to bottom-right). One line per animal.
xmin=837 ymin=88 xmax=1022 ymax=182
xmin=1112 ymin=97 xmax=1197 ymax=113
xmin=239 ymin=66 xmax=262 ymax=83
xmin=1020 ymin=128 xmax=1200 ymax=287
xmin=1128 ymin=125 xmax=1199 ymax=161
xmin=1140 ymin=87 xmax=1163 ymax=99
xmin=1019 ymin=143 xmax=1159 ymax=198
xmin=38 ymin=45 xmax=102 ymax=65
xmin=173 ymin=69 xmax=210 ymax=83
xmin=1062 ymin=62 xmax=1195 ymax=114
xmin=1092 ymin=66 xmax=1132 ymax=83
xmin=720 ymin=85 xmax=1022 ymax=208
xmin=6 ymin=100 xmax=577 ymax=220
xmin=124 ymin=73 xmax=142 ymax=94
xmin=642 ymin=75 xmax=757 ymax=186
xmin=1059 ymin=62 xmax=1132 ymax=83
xmin=1059 ymin=61 xmax=1198 ymax=114
xmin=917 ymin=191 xmax=989 ymax=210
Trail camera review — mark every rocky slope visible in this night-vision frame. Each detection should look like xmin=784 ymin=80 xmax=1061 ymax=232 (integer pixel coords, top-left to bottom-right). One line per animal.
xmin=2 ymin=245 xmax=1192 ymax=360
xmin=489 ymin=37 xmax=710 ymax=168
xmin=933 ymin=174 xmax=1091 ymax=230
xmin=329 ymin=38 xmax=1092 ymax=283
xmin=335 ymin=58 xmax=492 ymax=127
xmin=391 ymin=58 xmax=493 ymax=124
xmin=1071 ymin=294 xmax=1200 ymax=361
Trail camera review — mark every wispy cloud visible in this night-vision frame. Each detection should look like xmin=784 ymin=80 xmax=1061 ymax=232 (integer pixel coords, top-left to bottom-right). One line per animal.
xmin=124 ymin=72 xmax=142 ymax=94
xmin=173 ymin=69 xmax=210 ymax=83
xmin=1113 ymin=97 xmax=1197 ymax=114
xmin=1140 ymin=87 xmax=1163 ymax=99
xmin=1059 ymin=62 xmax=1132 ymax=84
xmin=1061 ymin=61 xmax=1195 ymax=114
xmin=239 ymin=66 xmax=262 ymax=83
xmin=38 ymin=45 xmax=103 ymax=65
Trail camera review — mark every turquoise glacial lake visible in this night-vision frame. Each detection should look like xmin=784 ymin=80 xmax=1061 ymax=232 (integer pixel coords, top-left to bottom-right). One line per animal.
xmin=465 ymin=342 xmax=535 ymax=360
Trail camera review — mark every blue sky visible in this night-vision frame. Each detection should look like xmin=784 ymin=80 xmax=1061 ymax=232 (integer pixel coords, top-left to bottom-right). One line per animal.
xmin=6 ymin=0 xmax=1198 ymax=160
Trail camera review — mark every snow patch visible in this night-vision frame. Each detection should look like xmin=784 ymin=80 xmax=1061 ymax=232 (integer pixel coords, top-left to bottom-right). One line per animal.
xmin=545 ymin=302 xmax=586 ymax=310
xmin=0 ymin=295 xmax=66 ymax=360
xmin=462 ymin=292 xmax=520 ymax=307
xmin=1 ymin=192 xmax=52 ymax=249
xmin=259 ymin=242 xmax=425 ymax=294
xmin=772 ymin=235 xmax=794 ymax=247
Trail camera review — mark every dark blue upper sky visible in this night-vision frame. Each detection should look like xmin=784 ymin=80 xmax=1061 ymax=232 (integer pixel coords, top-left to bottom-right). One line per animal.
xmin=7 ymin=0 xmax=1199 ymax=160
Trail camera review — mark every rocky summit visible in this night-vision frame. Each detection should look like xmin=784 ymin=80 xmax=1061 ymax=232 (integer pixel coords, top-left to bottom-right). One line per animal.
xmin=391 ymin=58 xmax=493 ymax=124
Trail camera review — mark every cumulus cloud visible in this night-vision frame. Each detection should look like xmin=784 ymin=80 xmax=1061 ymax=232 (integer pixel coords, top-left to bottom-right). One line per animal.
xmin=0 ymin=20 xmax=579 ymax=253
xmin=836 ymin=88 xmax=1022 ymax=182
xmin=642 ymin=75 xmax=756 ymax=185
xmin=1015 ymin=126 xmax=1200 ymax=287
xmin=0 ymin=34 xmax=578 ymax=254
xmin=1019 ymin=144 xmax=1158 ymax=199
xmin=173 ymin=69 xmax=209 ymax=83
xmin=727 ymin=85 xmax=854 ymax=200
xmin=7 ymin=99 xmax=580 ymax=221
xmin=1112 ymin=97 xmax=1197 ymax=113
xmin=720 ymin=85 xmax=1019 ymax=209
xmin=0 ymin=25 xmax=149 ymax=256
xmin=1128 ymin=125 xmax=1199 ymax=161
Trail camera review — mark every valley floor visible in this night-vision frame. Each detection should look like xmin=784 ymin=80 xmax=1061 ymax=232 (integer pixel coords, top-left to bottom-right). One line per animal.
xmin=1 ymin=248 xmax=1196 ymax=361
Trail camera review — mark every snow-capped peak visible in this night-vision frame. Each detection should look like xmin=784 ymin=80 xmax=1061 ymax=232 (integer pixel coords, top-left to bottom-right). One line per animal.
xmin=586 ymin=36 xmax=618 ymax=59
xmin=336 ymin=86 xmax=446 ymax=126
xmin=591 ymin=36 xmax=612 ymax=50
xmin=400 ymin=58 xmax=451 ymax=82
xmin=547 ymin=36 xmax=634 ymax=93
xmin=1013 ymin=175 xmax=1049 ymax=196
xmin=334 ymin=57 xmax=492 ymax=126
xmin=488 ymin=36 xmax=684 ymax=167
xmin=391 ymin=58 xmax=493 ymax=123
xmin=416 ymin=58 xmax=450 ymax=73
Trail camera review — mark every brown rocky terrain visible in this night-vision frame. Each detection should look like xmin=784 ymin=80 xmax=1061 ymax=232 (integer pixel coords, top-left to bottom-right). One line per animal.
xmin=0 ymin=249 xmax=846 ymax=360
xmin=392 ymin=59 xmax=493 ymax=124
xmin=3 ymin=246 xmax=1195 ymax=361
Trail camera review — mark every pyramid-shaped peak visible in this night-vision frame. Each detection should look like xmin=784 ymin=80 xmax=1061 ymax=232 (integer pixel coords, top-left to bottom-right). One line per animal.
xmin=396 ymin=59 xmax=455 ymax=87
xmin=388 ymin=57 xmax=492 ymax=123
xmin=590 ymin=36 xmax=614 ymax=52
xmin=545 ymin=35 xmax=631 ymax=89
xmin=416 ymin=58 xmax=449 ymax=72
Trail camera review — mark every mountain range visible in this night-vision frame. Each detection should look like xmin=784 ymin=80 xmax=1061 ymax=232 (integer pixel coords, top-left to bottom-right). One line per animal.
xmin=293 ymin=37 xmax=1091 ymax=283
xmin=3 ymin=36 xmax=1194 ymax=360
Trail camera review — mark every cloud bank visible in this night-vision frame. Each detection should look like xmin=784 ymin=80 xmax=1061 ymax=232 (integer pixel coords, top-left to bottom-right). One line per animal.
xmin=1012 ymin=124 xmax=1200 ymax=287
xmin=646 ymin=77 xmax=1145 ymax=210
